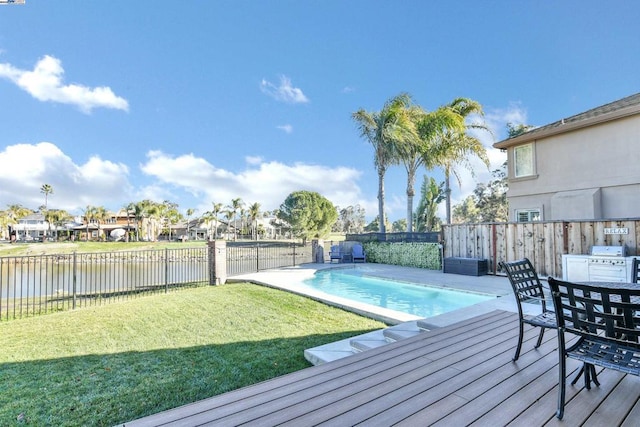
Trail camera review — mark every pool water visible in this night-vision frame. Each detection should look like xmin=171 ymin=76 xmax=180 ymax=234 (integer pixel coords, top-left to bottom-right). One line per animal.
xmin=301 ymin=269 xmax=494 ymax=318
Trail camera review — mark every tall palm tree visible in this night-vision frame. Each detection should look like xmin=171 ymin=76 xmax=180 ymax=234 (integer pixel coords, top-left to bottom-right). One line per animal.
xmin=40 ymin=184 xmax=54 ymax=210
xmin=223 ymin=209 xmax=235 ymax=240
xmin=127 ymin=201 xmax=146 ymax=242
xmin=185 ymin=208 xmax=196 ymax=240
xmin=84 ymin=205 xmax=97 ymax=241
xmin=434 ymin=98 xmax=491 ymax=224
xmin=229 ymin=198 xmax=243 ymax=241
xmin=352 ymin=93 xmax=415 ymax=233
xmin=397 ymin=104 xmax=465 ymax=232
xmin=211 ymin=202 xmax=223 ymax=239
xmin=248 ymin=202 xmax=261 ymax=240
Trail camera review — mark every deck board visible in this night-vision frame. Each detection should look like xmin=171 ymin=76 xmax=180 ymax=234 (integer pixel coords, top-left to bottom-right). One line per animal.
xmin=122 ymin=310 xmax=640 ymax=426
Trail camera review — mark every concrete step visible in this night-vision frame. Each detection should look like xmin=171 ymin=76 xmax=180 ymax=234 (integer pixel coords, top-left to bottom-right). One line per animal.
xmin=305 ymin=320 xmax=433 ymax=365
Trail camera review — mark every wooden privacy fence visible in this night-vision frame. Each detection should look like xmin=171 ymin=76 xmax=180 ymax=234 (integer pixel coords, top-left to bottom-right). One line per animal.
xmin=442 ymin=218 xmax=640 ymax=277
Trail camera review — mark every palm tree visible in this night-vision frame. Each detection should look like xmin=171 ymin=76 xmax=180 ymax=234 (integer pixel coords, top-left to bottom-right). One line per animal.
xmin=397 ymin=104 xmax=465 ymax=232
xmin=434 ymin=98 xmax=491 ymax=224
xmin=127 ymin=201 xmax=146 ymax=242
xmin=223 ymin=209 xmax=235 ymax=240
xmin=211 ymin=202 xmax=223 ymax=239
xmin=40 ymin=184 xmax=54 ymax=210
xmin=84 ymin=205 xmax=97 ymax=241
xmin=229 ymin=198 xmax=243 ymax=241
xmin=353 ymin=93 xmax=415 ymax=233
xmin=185 ymin=208 xmax=196 ymax=240
xmin=248 ymin=202 xmax=261 ymax=240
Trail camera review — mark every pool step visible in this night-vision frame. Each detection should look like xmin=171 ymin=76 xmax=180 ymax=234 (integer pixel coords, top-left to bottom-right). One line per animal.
xmin=305 ymin=320 xmax=442 ymax=365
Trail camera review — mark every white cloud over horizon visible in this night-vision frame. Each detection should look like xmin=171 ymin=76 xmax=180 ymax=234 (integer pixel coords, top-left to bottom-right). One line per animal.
xmin=0 ymin=55 xmax=129 ymax=113
xmin=140 ymin=150 xmax=365 ymax=214
xmin=260 ymin=75 xmax=309 ymax=104
xmin=0 ymin=142 xmax=131 ymax=213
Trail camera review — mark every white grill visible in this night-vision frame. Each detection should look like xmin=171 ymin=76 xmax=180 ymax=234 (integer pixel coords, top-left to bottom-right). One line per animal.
xmin=588 ymin=245 xmax=629 ymax=282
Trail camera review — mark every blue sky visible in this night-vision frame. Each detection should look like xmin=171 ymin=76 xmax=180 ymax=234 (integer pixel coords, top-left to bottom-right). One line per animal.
xmin=0 ymin=1 xmax=638 ymax=222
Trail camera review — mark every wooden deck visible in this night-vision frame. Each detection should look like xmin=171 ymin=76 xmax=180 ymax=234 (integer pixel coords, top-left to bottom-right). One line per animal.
xmin=123 ymin=310 xmax=640 ymax=426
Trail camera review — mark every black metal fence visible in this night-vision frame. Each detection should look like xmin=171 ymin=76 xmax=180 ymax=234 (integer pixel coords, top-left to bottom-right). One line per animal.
xmin=226 ymin=241 xmax=313 ymax=275
xmin=0 ymin=242 xmax=314 ymax=321
xmin=0 ymin=248 xmax=208 ymax=321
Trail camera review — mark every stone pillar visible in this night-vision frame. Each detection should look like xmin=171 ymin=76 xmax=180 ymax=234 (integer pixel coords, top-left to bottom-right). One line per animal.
xmin=208 ymin=240 xmax=227 ymax=285
xmin=312 ymin=239 xmax=325 ymax=263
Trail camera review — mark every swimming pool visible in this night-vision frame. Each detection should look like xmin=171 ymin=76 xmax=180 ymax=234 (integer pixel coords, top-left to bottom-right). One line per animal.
xmin=301 ymin=268 xmax=494 ymax=318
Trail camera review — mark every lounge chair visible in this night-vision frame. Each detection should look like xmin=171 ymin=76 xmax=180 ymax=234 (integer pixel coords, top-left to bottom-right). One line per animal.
xmin=329 ymin=245 xmax=343 ymax=263
xmin=352 ymin=244 xmax=366 ymax=263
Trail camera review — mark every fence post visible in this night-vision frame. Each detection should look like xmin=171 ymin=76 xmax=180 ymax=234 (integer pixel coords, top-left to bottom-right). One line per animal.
xmin=292 ymin=242 xmax=296 ymax=266
xmin=164 ymin=248 xmax=169 ymax=293
xmin=72 ymin=251 xmax=77 ymax=310
xmin=208 ymin=240 xmax=227 ymax=285
xmin=255 ymin=243 xmax=259 ymax=272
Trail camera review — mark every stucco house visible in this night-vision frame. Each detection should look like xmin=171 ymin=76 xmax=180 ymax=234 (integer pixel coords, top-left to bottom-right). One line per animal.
xmin=493 ymin=93 xmax=640 ymax=222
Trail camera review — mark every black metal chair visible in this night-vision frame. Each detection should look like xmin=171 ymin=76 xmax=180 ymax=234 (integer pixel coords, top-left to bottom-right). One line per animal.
xmin=500 ymin=258 xmax=557 ymax=361
xmin=548 ymin=278 xmax=640 ymax=419
xmin=632 ymin=257 xmax=640 ymax=283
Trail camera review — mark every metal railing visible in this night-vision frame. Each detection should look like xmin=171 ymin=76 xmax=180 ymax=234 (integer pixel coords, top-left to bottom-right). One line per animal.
xmin=0 ymin=248 xmax=208 ymax=321
xmin=0 ymin=242 xmax=313 ymax=321
xmin=226 ymin=242 xmax=312 ymax=276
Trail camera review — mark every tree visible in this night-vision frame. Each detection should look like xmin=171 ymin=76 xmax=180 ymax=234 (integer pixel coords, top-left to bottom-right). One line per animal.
xmin=228 ymin=198 xmax=244 ymax=241
xmin=434 ymin=98 xmax=491 ymax=224
xmin=507 ymin=122 xmax=534 ymax=138
xmin=185 ymin=208 xmax=196 ymax=240
xmin=415 ymin=176 xmax=445 ymax=232
xmin=353 ymin=93 xmax=415 ymax=234
xmin=452 ymin=162 xmax=508 ymax=223
xmin=84 ymin=205 xmax=97 ymax=241
xmin=399 ymin=103 xmax=465 ymax=232
xmin=40 ymin=184 xmax=54 ymax=210
xmin=334 ymin=205 xmax=366 ymax=234
xmin=392 ymin=218 xmax=407 ymax=232
xmin=248 ymin=202 xmax=261 ymax=240
xmin=277 ymin=191 xmax=338 ymax=242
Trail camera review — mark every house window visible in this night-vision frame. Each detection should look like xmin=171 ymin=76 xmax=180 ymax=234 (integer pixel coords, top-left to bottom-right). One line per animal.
xmin=514 ymin=143 xmax=534 ymax=177
xmin=516 ymin=209 xmax=541 ymax=222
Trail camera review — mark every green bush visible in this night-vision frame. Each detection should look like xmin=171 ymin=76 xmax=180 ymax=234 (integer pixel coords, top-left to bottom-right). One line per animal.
xmin=362 ymin=242 xmax=441 ymax=269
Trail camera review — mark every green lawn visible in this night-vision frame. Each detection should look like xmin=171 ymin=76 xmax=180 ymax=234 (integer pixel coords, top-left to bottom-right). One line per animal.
xmin=0 ymin=284 xmax=385 ymax=426
xmin=0 ymin=240 xmax=207 ymax=257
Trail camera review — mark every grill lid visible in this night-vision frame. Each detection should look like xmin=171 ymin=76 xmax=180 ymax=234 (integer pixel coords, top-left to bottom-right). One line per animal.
xmin=590 ymin=245 xmax=625 ymax=257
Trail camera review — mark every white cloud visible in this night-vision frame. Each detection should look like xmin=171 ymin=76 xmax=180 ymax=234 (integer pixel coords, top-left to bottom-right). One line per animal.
xmin=277 ymin=124 xmax=293 ymax=134
xmin=0 ymin=55 xmax=129 ymax=113
xmin=342 ymin=86 xmax=355 ymax=94
xmin=140 ymin=151 xmax=362 ymax=213
xmin=0 ymin=142 xmax=132 ymax=213
xmin=260 ymin=75 xmax=309 ymax=104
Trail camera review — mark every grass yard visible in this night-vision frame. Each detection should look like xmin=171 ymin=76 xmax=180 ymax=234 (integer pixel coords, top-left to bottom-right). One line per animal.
xmin=0 ymin=283 xmax=385 ymax=426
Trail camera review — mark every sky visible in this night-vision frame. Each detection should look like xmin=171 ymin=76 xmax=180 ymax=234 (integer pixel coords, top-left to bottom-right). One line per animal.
xmin=0 ymin=1 xmax=639 ymax=223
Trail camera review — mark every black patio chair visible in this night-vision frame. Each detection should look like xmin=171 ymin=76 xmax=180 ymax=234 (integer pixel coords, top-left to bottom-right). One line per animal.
xmin=632 ymin=257 xmax=640 ymax=283
xmin=548 ymin=278 xmax=640 ymax=419
xmin=500 ymin=258 xmax=557 ymax=361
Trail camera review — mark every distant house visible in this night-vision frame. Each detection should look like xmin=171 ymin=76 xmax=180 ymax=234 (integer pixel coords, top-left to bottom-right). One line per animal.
xmin=12 ymin=213 xmax=49 ymax=241
xmin=493 ymin=93 xmax=640 ymax=222
xmin=75 ymin=210 xmax=137 ymax=241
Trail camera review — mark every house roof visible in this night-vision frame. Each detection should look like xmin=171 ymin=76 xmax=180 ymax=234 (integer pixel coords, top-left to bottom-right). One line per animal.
xmin=493 ymin=92 xmax=640 ymax=149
